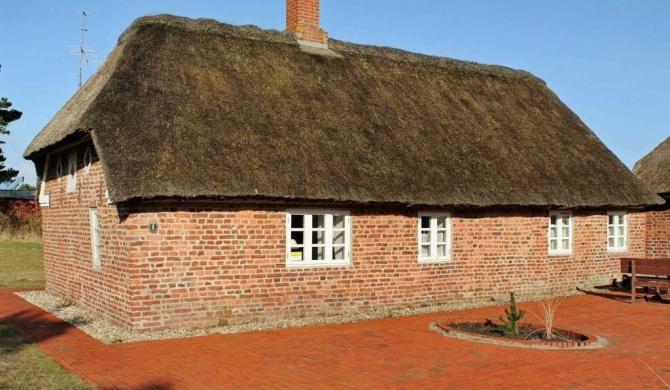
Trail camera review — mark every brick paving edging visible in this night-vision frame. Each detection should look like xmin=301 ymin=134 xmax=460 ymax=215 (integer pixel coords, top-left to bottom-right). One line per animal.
xmin=434 ymin=318 xmax=601 ymax=349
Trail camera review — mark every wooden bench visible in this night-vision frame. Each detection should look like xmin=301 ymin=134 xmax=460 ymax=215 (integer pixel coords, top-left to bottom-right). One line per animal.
xmin=620 ymin=258 xmax=670 ymax=304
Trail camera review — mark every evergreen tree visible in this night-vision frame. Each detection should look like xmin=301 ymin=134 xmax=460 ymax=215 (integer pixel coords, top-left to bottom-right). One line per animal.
xmin=0 ymin=64 xmax=23 ymax=183
xmin=499 ymin=292 xmax=527 ymax=335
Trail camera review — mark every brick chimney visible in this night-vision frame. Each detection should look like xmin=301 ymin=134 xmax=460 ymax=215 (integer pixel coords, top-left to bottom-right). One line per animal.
xmin=286 ymin=0 xmax=328 ymax=49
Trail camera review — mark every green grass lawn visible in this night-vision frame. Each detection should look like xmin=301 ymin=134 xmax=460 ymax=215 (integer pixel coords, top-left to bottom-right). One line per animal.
xmin=0 ymin=239 xmax=95 ymax=390
xmin=0 ymin=239 xmax=44 ymax=288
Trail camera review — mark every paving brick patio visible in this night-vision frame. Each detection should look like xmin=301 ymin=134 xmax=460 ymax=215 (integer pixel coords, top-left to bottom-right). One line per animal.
xmin=1 ymin=289 xmax=669 ymax=389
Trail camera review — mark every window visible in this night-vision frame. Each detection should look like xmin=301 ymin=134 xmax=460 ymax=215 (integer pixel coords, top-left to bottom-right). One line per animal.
xmin=418 ymin=212 xmax=452 ymax=262
xmin=548 ymin=212 xmax=572 ymax=254
xmin=90 ymin=208 xmax=101 ymax=268
xmin=38 ymin=154 xmax=50 ymax=207
xmin=286 ymin=210 xmax=350 ymax=267
xmin=66 ymin=152 xmax=77 ymax=192
xmin=55 ymin=157 xmax=63 ymax=181
xmin=84 ymin=147 xmax=93 ymax=174
xmin=607 ymin=212 xmax=627 ymax=252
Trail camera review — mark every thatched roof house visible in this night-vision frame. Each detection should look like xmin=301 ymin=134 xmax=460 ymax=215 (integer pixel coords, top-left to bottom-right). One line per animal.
xmin=633 ymin=136 xmax=670 ymax=198
xmin=24 ymin=1 xmax=667 ymax=332
xmin=24 ymin=14 xmax=660 ymax=209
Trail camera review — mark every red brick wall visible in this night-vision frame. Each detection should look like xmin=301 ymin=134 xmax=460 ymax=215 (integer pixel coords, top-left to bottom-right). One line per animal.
xmin=120 ymin=204 xmax=646 ymax=331
xmin=39 ymin=142 xmax=648 ymax=332
xmin=40 ymin=141 xmax=133 ymax=328
xmin=645 ymin=206 xmax=670 ymax=257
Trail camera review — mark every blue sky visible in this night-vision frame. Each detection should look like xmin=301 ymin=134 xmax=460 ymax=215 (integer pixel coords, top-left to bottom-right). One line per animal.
xmin=1 ymin=1 xmax=669 ymax=185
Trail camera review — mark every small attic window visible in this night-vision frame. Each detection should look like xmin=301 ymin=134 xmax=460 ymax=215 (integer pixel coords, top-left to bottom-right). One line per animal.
xmin=84 ymin=147 xmax=93 ymax=174
xmin=56 ymin=158 xmax=63 ymax=181
xmin=66 ymin=152 xmax=77 ymax=192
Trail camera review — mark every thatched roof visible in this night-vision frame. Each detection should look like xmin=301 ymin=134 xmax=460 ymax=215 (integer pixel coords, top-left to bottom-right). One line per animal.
xmin=25 ymin=14 xmax=662 ymax=208
xmin=633 ymin=137 xmax=670 ymax=196
xmin=0 ymin=190 xmax=35 ymax=201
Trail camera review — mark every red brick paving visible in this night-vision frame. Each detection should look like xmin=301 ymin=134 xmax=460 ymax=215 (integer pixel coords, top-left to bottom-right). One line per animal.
xmin=2 ymin=289 xmax=669 ymax=389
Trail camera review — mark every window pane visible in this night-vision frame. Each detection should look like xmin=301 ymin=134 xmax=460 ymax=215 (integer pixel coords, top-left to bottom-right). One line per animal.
xmin=290 ymin=247 xmax=304 ymax=261
xmin=333 ymin=215 xmax=345 ymax=229
xmin=312 ymin=246 xmax=325 ymax=260
xmin=550 ymin=227 xmax=557 ymax=238
xmin=437 ymin=230 xmax=446 ymax=243
xmin=608 ymin=226 xmax=614 ymax=237
xmin=550 ymin=240 xmax=557 ymax=250
xmin=291 ymin=231 xmax=304 ymax=246
xmin=333 ymin=246 xmax=345 ymax=260
xmin=562 ymin=239 xmax=570 ymax=250
xmin=291 ymin=214 xmax=304 ymax=229
xmin=550 ymin=216 xmax=557 ymax=225
xmin=437 ymin=217 xmax=446 ymax=229
xmin=608 ymin=215 xmax=614 ymax=225
xmin=562 ymin=227 xmax=569 ymax=237
xmin=421 ymin=230 xmax=430 ymax=243
xmin=618 ymin=237 xmax=624 ymax=247
xmin=421 ymin=216 xmax=430 ymax=229
xmin=312 ymin=215 xmax=325 ymax=228
xmin=618 ymin=226 xmax=624 ymax=237
xmin=333 ymin=230 xmax=345 ymax=245
xmin=313 ymin=230 xmax=325 ymax=245
xmin=437 ymin=244 xmax=446 ymax=257
xmin=608 ymin=238 xmax=615 ymax=247
xmin=421 ymin=245 xmax=430 ymax=258
xmin=562 ymin=217 xmax=569 ymax=226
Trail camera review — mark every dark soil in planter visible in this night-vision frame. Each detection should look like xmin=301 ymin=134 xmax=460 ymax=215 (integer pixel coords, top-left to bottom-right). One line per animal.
xmin=448 ymin=320 xmax=586 ymax=342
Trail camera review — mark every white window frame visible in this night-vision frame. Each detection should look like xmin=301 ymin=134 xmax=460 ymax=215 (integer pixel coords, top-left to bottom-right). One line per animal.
xmin=548 ymin=211 xmax=572 ymax=255
xmin=607 ymin=211 xmax=628 ymax=252
xmin=38 ymin=154 xmax=50 ymax=207
xmin=418 ymin=212 xmax=452 ymax=262
xmin=90 ymin=208 xmax=102 ymax=268
xmin=286 ymin=209 xmax=351 ymax=267
xmin=66 ymin=152 xmax=77 ymax=192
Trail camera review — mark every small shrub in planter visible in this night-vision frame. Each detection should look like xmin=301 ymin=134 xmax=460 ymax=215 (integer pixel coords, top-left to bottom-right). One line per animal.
xmin=498 ymin=292 xmax=530 ymax=335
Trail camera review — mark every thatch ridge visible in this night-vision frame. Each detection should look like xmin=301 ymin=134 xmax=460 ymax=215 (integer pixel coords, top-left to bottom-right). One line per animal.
xmin=25 ymin=14 xmax=663 ymax=208
xmin=120 ymin=15 xmax=539 ymax=81
xmin=633 ymin=136 xmax=670 ymax=195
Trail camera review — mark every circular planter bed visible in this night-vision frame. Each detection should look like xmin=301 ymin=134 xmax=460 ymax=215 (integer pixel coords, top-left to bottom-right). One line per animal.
xmin=434 ymin=318 xmax=603 ymax=349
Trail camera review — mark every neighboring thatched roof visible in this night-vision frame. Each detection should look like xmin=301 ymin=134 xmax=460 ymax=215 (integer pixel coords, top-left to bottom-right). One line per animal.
xmin=0 ymin=190 xmax=35 ymax=200
xmin=25 ymin=14 xmax=663 ymax=208
xmin=633 ymin=137 xmax=670 ymax=195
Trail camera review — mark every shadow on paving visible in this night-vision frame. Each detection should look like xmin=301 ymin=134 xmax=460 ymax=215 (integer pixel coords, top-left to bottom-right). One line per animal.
xmin=578 ymin=286 xmax=670 ymax=304
xmin=1 ymin=309 xmax=72 ymax=356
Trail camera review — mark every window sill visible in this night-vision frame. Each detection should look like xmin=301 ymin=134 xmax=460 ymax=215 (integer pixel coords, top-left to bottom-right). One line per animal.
xmin=286 ymin=261 xmax=350 ymax=268
xmin=548 ymin=251 xmax=572 ymax=256
xmin=418 ymin=257 xmax=452 ymax=263
xmin=607 ymin=248 xmax=628 ymax=253
xmin=38 ymin=195 xmax=50 ymax=207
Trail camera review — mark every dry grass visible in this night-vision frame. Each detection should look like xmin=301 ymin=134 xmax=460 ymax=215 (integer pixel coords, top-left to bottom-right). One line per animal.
xmin=0 ymin=206 xmax=42 ymax=240
xmin=529 ymin=298 xmax=562 ymax=340
xmin=0 ymin=322 xmax=94 ymax=390
xmin=0 ymin=239 xmax=44 ymax=288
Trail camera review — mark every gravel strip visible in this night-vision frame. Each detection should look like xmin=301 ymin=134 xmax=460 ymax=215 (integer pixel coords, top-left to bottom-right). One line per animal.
xmin=16 ymin=289 xmax=586 ymax=345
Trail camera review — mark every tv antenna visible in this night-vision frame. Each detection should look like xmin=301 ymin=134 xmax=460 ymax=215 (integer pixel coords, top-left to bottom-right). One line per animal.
xmin=70 ymin=11 xmax=98 ymax=88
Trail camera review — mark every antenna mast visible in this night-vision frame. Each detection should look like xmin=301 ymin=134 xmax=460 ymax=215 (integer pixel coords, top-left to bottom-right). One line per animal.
xmin=71 ymin=11 xmax=98 ymax=88
xmin=78 ymin=11 xmax=88 ymax=88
